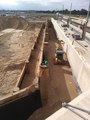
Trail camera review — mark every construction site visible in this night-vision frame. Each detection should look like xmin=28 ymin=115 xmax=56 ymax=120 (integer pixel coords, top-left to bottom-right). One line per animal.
xmin=0 ymin=5 xmax=90 ymax=120
xmin=0 ymin=14 xmax=79 ymax=119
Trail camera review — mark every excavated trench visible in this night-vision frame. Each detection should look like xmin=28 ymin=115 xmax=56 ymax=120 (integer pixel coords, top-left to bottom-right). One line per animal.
xmin=0 ymin=20 xmax=78 ymax=120
xmin=28 ymin=20 xmax=79 ymax=120
xmin=0 ymin=23 xmax=45 ymax=120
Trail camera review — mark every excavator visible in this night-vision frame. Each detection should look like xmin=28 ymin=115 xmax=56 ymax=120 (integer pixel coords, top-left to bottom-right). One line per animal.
xmin=54 ymin=40 xmax=64 ymax=65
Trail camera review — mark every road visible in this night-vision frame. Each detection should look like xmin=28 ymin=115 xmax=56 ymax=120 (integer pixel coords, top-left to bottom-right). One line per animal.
xmin=63 ymin=17 xmax=90 ymax=33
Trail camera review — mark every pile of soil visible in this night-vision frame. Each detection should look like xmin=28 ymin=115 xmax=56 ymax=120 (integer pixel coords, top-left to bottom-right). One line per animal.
xmin=0 ymin=16 xmax=30 ymax=30
xmin=0 ymin=16 xmax=42 ymax=99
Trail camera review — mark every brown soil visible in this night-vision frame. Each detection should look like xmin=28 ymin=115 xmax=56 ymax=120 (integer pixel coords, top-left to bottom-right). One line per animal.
xmin=0 ymin=16 xmax=29 ymax=30
xmin=0 ymin=16 xmax=42 ymax=99
xmin=28 ymin=23 xmax=78 ymax=120
xmin=20 ymin=28 xmax=45 ymax=89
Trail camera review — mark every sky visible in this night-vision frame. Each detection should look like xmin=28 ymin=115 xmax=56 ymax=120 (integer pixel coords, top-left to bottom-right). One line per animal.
xmin=0 ymin=0 xmax=89 ymax=10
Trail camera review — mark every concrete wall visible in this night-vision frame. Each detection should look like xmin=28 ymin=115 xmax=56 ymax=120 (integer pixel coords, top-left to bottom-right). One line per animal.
xmin=51 ymin=18 xmax=90 ymax=92
xmin=46 ymin=89 xmax=90 ymax=120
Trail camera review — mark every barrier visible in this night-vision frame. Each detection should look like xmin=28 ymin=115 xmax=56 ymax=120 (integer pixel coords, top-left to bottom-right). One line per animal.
xmin=51 ymin=18 xmax=90 ymax=92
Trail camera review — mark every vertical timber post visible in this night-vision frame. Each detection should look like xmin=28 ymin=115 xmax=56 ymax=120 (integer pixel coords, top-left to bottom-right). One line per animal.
xmin=67 ymin=3 xmax=72 ymax=28
xmin=82 ymin=2 xmax=90 ymax=40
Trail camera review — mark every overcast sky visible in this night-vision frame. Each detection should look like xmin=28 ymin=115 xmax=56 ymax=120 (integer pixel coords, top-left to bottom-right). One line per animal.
xmin=0 ymin=0 xmax=89 ymax=10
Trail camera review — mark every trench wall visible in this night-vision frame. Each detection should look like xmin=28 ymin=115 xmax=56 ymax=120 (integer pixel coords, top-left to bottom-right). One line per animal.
xmin=0 ymin=90 xmax=41 ymax=120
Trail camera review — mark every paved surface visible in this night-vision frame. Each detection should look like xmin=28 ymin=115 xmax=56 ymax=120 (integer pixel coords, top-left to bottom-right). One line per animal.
xmin=63 ymin=16 xmax=90 ymax=27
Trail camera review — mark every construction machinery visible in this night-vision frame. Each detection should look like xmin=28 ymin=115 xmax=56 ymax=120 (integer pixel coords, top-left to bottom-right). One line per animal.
xmin=54 ymin=40 xmax=64 ymax=64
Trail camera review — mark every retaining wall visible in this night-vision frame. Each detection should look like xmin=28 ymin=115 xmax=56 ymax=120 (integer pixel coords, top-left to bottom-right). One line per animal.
xmin=51 ymin=18 xmax=90 ymax=92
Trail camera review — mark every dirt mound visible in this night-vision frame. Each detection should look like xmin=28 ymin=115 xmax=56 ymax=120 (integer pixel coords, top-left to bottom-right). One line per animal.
xmin=0 ymin=16 xmax=29 ymax=30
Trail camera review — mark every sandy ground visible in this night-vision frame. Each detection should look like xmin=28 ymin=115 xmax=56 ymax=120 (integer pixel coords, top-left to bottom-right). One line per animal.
xmin=0 ymin=20 xmax=42 ymax=99
xmin=28 ymin=22 xmax=78 ymax=120
xmin=21 ymin=28 xmax=45 ymax=89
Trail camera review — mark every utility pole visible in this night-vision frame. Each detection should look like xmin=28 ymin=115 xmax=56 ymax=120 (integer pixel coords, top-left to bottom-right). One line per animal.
xmin=67 ymin=3 xmax=72 ymax=27
xmin=61 ymin=5 xmax=64 ymax=21
xmin=82 ymin=2 xmax=90 ymax=40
